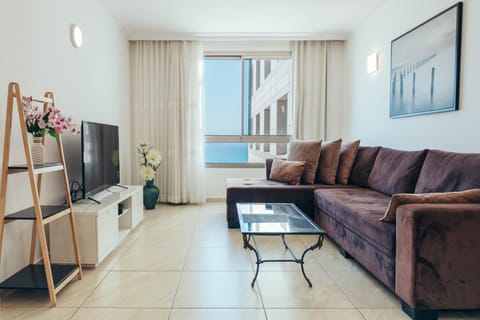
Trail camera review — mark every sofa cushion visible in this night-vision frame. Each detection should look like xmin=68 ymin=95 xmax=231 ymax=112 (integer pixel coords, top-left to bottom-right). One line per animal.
xmin=336 ymin=140 xmax=360 ymax=184
xmin=287 ymin=139 xmax=322 ymax=185
xmin=381 ymin=189 xmax=480 ymax=223
xmin=415 ymin=150 xmax=480 ymax=193
xmin=314 ymin=188 xmax=395 ymax=257
xmin=269 ymin=159 xmax=305 ymax=185
xmin=349 ymin=146 xmax=380 ymax=187
xmin=367 ymin=148 xmax=427 ymax=196
xmin=315 ymin=139 xmax=342 ymax=184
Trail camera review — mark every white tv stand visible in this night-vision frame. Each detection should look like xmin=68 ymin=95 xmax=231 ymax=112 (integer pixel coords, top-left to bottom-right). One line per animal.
xmin=50 ymin=185 xmax=143 ymax=267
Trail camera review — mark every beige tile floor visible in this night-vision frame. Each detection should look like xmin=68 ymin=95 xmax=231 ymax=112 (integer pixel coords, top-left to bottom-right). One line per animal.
xmin=1 ymin=202 xmax=479 ymax=320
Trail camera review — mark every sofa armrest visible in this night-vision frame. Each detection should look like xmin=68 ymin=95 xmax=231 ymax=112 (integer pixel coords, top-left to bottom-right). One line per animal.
xmin=265 ymin=158 xmax=273 ymax=180
xmin=395 ymin=203 xmax=480 ymax=310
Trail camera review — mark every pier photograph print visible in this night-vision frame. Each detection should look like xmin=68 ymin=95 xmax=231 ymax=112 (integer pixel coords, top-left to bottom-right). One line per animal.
xmin=389 ymin=3 xmax=462 ymax=118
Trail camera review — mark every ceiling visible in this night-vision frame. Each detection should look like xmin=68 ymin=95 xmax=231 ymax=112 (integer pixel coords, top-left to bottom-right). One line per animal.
xmin=102 ymin=0 xmax=386 ymax=40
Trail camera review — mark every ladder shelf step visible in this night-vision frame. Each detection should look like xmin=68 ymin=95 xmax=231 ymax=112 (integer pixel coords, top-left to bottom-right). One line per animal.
xmin=0 ymin=264 xmax=79 ymax=290
xmin=8 ymin=162 xmax=64 ymax=175
xmin=4 ymin=205 xmax=70 ymax=221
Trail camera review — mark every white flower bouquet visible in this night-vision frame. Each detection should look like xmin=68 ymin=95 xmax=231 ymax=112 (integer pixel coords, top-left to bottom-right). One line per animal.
xmin=137 ymin=143 xmax=162 ymax=181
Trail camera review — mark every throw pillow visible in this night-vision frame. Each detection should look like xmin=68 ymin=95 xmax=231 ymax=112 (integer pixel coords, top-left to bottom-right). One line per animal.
xmin=287 ymin=139 xmax=322 ymax=184
xmin=315 ymin=139 xmax=342 ymax=184
xmin=336 ymin=140 xmax=360 ymax=184
xmin=381 ymin=189 xmax=480 ymax=223
xmin=269 ymin=159 xmax=306 ymax=185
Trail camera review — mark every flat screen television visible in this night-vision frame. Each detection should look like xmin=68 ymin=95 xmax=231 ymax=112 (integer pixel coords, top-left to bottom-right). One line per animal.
xmin=81 ymin=121 xmax=120 ymax=198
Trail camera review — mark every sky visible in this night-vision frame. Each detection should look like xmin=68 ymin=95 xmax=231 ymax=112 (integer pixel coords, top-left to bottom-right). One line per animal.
xmin=203 ymin=58 xmax=255 ymax=163
xmin=204 ymin=59 xmax=242 ymax=135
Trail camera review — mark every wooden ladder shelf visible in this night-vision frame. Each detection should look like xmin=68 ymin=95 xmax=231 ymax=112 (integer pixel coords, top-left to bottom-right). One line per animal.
xmin=0 ymin=82 xmax=82 ymax=306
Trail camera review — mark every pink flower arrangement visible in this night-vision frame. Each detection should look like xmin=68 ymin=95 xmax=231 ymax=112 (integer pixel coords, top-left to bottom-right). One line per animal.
xmin=22 ymin=96 xmax=78 ymax=139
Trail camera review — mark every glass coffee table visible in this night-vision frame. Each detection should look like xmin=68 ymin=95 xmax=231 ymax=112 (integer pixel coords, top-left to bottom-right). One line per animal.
xmin=236 ymin=203 xmax=325 ymax=287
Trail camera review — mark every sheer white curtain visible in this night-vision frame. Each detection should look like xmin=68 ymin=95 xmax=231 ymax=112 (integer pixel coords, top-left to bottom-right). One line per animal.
xmin=293 ymin=40 xmax=344 ymax=140
xmin=130 ymin=41 xmax=205 ymax=204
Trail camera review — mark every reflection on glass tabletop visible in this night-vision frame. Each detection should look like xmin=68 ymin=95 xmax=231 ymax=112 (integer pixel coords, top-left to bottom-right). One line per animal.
xmin=236 ymin=203 xmax=324 ymax=235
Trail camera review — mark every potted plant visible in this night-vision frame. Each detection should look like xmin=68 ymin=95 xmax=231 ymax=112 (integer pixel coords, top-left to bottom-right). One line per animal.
xmin=22 ymin=96 xmax=77 ymax=164
xmin=137 ymin=142 xmax=162 ymax=209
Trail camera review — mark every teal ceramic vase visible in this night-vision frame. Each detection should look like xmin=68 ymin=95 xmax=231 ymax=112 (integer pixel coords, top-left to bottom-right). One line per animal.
xmin=143 ymin=180 xmax=159 ymax=210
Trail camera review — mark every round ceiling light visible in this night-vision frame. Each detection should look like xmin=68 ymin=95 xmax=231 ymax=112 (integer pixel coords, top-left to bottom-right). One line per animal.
xmin=70 ymin=24 xmax=83 ymax=48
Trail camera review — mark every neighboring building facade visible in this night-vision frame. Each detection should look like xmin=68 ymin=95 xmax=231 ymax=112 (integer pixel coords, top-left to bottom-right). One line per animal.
xmin=249 ymin=59 xmax=292 ymax=162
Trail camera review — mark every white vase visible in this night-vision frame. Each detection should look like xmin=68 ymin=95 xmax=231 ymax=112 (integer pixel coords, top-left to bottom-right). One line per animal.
xmin=31 ymin=137 xmax=44 ymax=165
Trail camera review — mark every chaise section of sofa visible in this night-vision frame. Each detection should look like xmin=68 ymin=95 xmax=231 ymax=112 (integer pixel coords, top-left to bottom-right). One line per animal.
xmin=227 ymin=178 xmax=318 ymax=228
xmin=226 ymin=158 xmax=359 ymax=228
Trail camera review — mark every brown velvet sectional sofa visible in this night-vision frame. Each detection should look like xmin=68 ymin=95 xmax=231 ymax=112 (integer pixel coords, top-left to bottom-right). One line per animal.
xmin=226 ymin=146 xmax=480 ymax=320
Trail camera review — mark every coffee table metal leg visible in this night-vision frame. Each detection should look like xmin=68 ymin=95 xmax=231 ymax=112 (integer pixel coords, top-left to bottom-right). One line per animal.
xmin=242 ymin=233 xmax=324 ymax=288
xmin=251 ymin=254 xmax=261 ymax=288
xmin=299 ymin=234 xmax=325 ymax=287
xmin=242 ymin=234 xmax=261 ymax=287
xmin=242 ymin=234 xmax=250 ymax=249
xmin=281 ymin=234 xmax=288 ymax=250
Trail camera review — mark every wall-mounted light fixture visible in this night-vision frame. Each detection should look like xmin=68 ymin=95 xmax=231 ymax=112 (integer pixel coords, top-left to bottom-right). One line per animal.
xmin=367 ymin=52 xmax=378 ymax=74
xmin=70 ymin=24 xmax=83 ymax=48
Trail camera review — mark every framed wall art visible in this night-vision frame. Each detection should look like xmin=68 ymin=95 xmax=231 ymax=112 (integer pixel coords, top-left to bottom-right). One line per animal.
xmin=389 ymin=2 xmax=462 ymax=118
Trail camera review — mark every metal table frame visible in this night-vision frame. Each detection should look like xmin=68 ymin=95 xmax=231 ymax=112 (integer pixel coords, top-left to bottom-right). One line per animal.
xmin=237 ymin=203 xmax=325 ymax=288
xmin=242 ymin=233 xmax=324 ymax=287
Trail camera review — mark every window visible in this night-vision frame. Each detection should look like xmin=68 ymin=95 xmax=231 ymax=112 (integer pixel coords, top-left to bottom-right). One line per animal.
xmin=276 ymin=95 xmax=288 ymax=155
xmin=204 ymin=55 xmax=292 ymax=165
xmin=255 ymin=114 xmax=261 ymax=150
xmin=255 ymin=60 xmax=261 ymax=90
xmin=264 ymin=60 xmax=271 ymax=79
xmin=263 ymin=107 xmax=270 ymax=152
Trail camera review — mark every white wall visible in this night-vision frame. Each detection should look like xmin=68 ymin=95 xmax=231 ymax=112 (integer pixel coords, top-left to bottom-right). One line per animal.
xmin=344 ymin=0 xmax=480 ymax=152
xmin=0 ymin=0 xmax=130 ymax=280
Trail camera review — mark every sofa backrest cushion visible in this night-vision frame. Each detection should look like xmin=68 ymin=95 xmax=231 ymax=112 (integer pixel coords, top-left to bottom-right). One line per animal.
xmin=315 ymin=139 xmax=342 ymax=184
xmin=415 ymin=150 xmax=480 ymax=193
xmin=287 ymin=139 xmax=322 ymax=184
xmin=336 ymin=140 xmax=361 ymax=185
xmin=367 ymin=148 xmax=427 ymax=196
xmin=349 ymin=146 xmax=381 ymax=187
